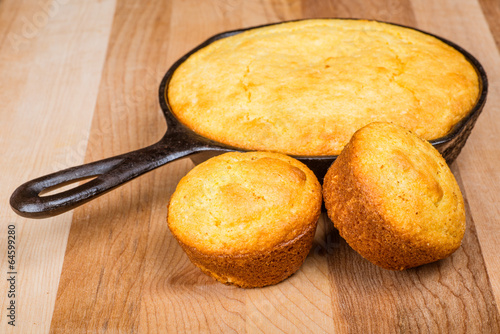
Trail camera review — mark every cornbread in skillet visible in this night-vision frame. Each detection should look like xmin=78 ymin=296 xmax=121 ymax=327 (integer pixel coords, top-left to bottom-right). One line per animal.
xmin=167 ymin=151 xmax=322 ymax=288
xmin=323 ymin=122 xmax=465 ymax=270
xmin=168 ymin=19 xmax=479 ymax=156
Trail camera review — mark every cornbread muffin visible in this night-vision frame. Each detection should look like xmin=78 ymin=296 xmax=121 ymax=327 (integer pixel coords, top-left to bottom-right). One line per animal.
xmin=167 ymin=152 xmax=322 ymax=287
xmin=323 ymin=122 xmax=465 ymax=270
xmin=168 ymin=19 xmax=480 ymax=156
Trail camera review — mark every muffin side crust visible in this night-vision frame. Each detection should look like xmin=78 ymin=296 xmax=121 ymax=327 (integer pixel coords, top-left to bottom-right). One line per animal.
xmin=323 ymin=122 xmax=465 ymax=270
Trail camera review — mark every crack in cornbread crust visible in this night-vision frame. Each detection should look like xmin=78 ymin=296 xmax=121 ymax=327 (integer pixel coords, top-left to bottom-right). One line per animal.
xmin=168 ymin=19 xmax=479 ymax=156
xmin=167 ymin=152 xmax=322 ymax=287
xmin=323 ymin=122 xmax=465 ymax=270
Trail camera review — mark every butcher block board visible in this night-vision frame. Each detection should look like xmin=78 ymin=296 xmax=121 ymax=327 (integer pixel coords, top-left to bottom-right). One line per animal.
xmin=1 ymin=0 xmax=500 ymax=333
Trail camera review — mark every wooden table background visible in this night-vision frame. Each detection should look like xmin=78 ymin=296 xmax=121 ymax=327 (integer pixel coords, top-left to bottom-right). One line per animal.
xmin=1 ymin=0 xmax=500 ymax=332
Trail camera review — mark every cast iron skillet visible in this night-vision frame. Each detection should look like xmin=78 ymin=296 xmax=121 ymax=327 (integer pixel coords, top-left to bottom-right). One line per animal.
xmin=10 ymin=19 xmax=488 ymax=219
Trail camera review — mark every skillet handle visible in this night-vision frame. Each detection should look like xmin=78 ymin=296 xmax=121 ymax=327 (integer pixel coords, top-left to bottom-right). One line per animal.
xmin=10 ymin=141 xmax=195 ymax=219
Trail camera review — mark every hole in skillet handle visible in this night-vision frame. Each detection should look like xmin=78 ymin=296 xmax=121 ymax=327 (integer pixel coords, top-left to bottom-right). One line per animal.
xmin=9 ymin=19 xmax=488 ymax=219
xmin=38 ymin=176 xmax=99 ymax=197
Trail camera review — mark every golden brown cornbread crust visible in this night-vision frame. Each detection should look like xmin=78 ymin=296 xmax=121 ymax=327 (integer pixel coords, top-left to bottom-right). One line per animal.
xmin=323 ymin=122 xmax=465 ymax=270
xmin=167 ymin=151 xmax=322 ymax=287
xmin=168 ymin=19 xmax=480 ymax=156
xmin=175 ymin=221 xmax=317 ymax=288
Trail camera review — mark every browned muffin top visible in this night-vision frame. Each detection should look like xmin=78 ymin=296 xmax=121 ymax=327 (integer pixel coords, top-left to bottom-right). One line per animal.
xmin=168 ymin=151 xmax=322 ymax=255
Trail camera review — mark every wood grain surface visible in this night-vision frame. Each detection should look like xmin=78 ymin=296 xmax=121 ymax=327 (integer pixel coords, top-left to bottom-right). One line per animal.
xmin=1 ymin=0 xmax=500 ymax=333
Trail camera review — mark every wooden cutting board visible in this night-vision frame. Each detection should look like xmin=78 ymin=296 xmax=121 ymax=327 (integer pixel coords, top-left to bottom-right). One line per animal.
xmin=1 ymin=0 xmax=500 ymax=332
